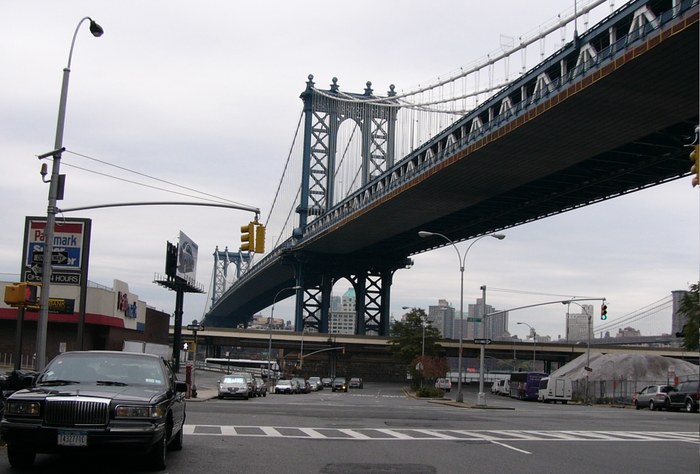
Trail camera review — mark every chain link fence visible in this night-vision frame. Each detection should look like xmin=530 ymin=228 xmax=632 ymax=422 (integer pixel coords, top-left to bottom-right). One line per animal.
xmin=572 ymin=374 xmax=697 ymax=405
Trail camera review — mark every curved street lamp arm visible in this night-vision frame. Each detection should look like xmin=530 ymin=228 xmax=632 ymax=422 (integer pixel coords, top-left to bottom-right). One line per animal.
xmin=57 ymin=201 xmax=260 ymax=216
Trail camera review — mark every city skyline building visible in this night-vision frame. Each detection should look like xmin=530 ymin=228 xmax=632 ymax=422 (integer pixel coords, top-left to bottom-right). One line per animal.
xmin=329 ymin=288 xmax=357 ymax=335
xmin=428 ymin=299 xmax=455 ymax=339
xmin=566 ymin=304 xmax=593 ymax=341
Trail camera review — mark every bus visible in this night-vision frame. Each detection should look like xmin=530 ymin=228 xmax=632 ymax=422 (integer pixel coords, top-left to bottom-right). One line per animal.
xmin=204 ymin=358 xmax=280 ymax=379
xmin=509 ymin=371 xmax=548 ymax=400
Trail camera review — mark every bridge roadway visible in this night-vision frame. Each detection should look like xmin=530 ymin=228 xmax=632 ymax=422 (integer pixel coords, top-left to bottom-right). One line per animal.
xmin=207 ymin=1 xmax=699 ymax=327
xmin=176 ymin=327 xmax=700 ymax=371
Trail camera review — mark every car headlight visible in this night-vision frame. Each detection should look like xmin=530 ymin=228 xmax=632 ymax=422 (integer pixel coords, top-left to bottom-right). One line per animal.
xmin=5 ymin=400 xmax=41 ymax=417
xmin=115 ymin=403 xmax=165 ymax=419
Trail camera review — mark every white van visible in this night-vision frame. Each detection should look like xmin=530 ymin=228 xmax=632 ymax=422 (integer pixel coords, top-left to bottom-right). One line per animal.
xmin=435 ymin=378 xmax=452 ymax=392
xmin=538 ymin=377 xmax=572 ymax=404
xmin=491 ymin=379 xmax=506 ymax=395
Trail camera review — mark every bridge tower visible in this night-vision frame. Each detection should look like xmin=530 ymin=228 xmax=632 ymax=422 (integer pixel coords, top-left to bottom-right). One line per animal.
xmin=297 ymin=75 xmax=398 ymax=229
xmin=293 ymin=75 xmax=403 ymax=336
xmin=210 ymin=246 xmax=251 ymax=310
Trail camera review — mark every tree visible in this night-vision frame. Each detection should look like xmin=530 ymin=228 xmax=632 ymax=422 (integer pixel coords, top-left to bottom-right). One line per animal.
xmin=410 ymin=355 xmax=449 ymax=383
xmin=388 ymin=308 xmax=442 ymax=365
xmin=677 ymin=283 xmax=700 ymax=351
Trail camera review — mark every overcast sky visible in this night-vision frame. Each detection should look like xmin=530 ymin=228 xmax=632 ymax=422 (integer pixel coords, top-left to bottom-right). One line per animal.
xmin=2 ymin=1 xmax=697 ymax=342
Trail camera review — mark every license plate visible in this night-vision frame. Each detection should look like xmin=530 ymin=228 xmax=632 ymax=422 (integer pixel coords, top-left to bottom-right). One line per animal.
xmin=57 ymin=430 xmax=88 ymax=447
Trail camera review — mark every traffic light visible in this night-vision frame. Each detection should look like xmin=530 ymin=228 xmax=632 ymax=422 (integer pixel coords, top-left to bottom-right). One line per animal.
xmin=4 ymin=283 xmax=25 ymax=305
xmin=24 ymin=284 xmax=39 ymax=305
xmin=240 ymin=222 xmax=255 ymax=252
xmin=3 ymin=283 xmax=39 ymax=306
xmin=600 ymin=304 xmax=608 ymax=320
xmin=254 ymin=224 xmax=266 ymax=253
xmin=690 ymin=145 xmax=699 ymax=187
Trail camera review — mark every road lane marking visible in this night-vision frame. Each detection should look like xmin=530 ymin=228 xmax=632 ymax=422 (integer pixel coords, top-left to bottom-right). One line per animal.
xmin=491 ymin=441 xmax=532 ymax=454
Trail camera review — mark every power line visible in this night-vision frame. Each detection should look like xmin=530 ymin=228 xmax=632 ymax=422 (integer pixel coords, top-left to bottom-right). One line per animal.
xmin=61 ymin=149 xmax=251 ymax=207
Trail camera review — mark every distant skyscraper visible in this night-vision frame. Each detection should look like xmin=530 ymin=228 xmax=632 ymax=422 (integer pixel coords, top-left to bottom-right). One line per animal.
xmin=467 ymin=298 xmax=507 ymax=340
xmin=330 ymin=295 xmax=341 ymax=312
xmin=566 ymin=304 xmax=593 ymax=341
xmin=428 ymin=299 xmax=455 ymax=338
xmin=487 ymin=311 xmax=509 ymax=341
xmin=329 ymin=288 xmax=357 ymax=335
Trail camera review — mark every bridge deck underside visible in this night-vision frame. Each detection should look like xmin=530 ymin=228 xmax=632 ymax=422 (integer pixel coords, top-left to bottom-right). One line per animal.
xmin=304 ymin=19 xmax=699 ymax=259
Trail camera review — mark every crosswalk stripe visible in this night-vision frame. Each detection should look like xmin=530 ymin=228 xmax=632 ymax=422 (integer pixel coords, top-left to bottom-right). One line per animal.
xmin=183 ymin=425 xmax=700 ymax=444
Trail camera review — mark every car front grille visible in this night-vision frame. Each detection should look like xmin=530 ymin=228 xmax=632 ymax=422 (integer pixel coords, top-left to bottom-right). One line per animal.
xmin=45 ymin=397 xmax=110 ymax=426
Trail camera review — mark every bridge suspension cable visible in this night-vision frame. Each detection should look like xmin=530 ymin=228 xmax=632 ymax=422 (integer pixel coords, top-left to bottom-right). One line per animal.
xmin=311 ymin=0 xmax=609 ymax=110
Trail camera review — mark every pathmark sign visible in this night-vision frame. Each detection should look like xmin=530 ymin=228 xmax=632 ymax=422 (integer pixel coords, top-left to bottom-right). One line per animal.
xmin=22 ymin=217 xmax=90 ymax=285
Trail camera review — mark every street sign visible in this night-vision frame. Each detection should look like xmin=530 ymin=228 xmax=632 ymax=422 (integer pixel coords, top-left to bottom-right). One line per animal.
xmin=32 ymin=250 xmax=69 ymax=265
xmin=24 ymin=270 xmax=81 ymax=286
xmin=473 ymin=338 xmax=492 ymax=344
xmin=466 ymin=317 xmax=482 ymax=322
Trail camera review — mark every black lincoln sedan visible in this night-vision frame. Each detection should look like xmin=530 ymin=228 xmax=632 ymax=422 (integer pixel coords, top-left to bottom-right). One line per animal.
xmin=0 ymin=350 xmax=187 ymax=470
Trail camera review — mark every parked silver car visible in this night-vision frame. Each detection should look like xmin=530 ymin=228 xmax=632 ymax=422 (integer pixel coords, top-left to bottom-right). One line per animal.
xmin=633 ymin=384 xmax=677 ymax=410
xmin=218 ymin=375 xmax=250 ymax=400
xmin=274 ymin=379 xmax=295 ymax=394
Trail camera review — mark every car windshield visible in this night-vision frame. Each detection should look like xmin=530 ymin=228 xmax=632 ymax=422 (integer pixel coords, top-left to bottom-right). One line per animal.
xmin=37 ymin=352 xmax=166 ymax=387
xmin=278 ymin=380 xmax=292 ymax=386
xmin=222 ymin=376 xmax=246 ymax=384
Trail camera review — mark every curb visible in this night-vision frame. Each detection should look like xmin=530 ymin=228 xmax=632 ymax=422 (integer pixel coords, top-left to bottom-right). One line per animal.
xmin=403 ymin=387 xmax=515 ymax=409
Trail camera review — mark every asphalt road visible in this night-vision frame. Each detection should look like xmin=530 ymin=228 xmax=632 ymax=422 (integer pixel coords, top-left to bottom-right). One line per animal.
xmin=1 ymin=370 xmax=698 ymax=473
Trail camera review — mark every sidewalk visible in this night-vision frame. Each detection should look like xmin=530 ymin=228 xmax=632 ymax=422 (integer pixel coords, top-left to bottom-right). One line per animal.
xmin=178 ymin=368 xmax=222 ymax=402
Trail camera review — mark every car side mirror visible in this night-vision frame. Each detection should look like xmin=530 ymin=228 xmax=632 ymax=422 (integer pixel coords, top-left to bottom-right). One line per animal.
xmin=175 ymin=380 xmax=188 ymax=393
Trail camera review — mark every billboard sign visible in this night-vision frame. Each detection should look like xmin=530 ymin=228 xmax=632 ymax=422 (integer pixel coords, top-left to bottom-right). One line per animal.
xmin=176 ymin=231 xmax=198 ymax=281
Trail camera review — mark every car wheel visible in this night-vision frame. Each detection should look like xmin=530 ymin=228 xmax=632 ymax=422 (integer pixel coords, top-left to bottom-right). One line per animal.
xmin=648 ymin=400 xmax=655 ymax=411
xmin=7 ymin=445 xmax=36 ymax=469
xmin=686 ymin=399 xmax=695 ymax=413
xmin=170 ymin=424 xmax=184 ymax=451
xmin=145 ymin=433 xmax=167 ymax=471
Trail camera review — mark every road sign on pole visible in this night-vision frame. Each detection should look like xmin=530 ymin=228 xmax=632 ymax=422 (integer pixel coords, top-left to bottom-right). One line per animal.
xmin=473 ymin=338 xmax=492 ymax=344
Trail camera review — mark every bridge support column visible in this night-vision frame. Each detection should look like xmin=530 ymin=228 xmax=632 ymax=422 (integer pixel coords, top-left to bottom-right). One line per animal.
xmin=292 ymin=254 xmax=411 ymax=336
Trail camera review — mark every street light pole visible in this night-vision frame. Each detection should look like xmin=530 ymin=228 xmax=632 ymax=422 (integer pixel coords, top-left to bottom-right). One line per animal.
xmin=36 ymin=17 xmax=103 ymax=372
xmin=516 ymin=322 xmax=536 ymax=369
xmin=300 ymin=326 xmax=308 ymax=370
xmin=418 ymin=231 xmax=505 ymax=403
xmin=421 ymin=318 xmax=426 ymax=359
xmin=268 ymin=285 xmax=301 ymax=382
xmin=564 ymin=301 xmax=593 ymax=404
xmin=477 ymin=284 xmax=487 ymax=405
